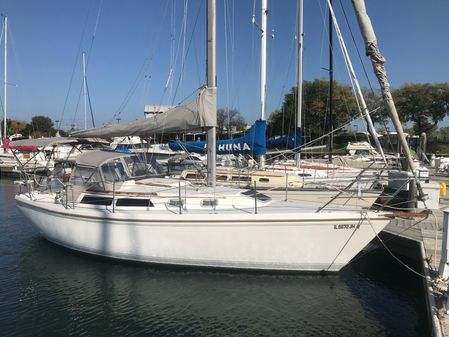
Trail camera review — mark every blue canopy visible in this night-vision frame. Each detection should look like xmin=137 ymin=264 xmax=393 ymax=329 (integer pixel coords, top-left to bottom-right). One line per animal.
xmin=169 ymin=120 xmax=266 ymax=156
xmin=266 ymin=127 xmax=302 ymax=150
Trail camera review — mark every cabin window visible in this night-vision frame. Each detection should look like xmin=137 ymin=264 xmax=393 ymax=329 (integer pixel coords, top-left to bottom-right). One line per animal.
xmin=297 ymin=173 xmax=312 ymax=177
xmin=354 ymin=149 xmax=371 ymax=156
xmin=231 ymin=175 xmax=251 ymax=182
xmin=258 ymin=178 xmax=270 ymax=183
xmin=123 ymin=156 xmax=148 ymax=177
xmin=71 ymin=165 xmax=102 ymax=188
xmin=201 ymin=199 xmax=218 ymax=207
xmin=81 ymin=195 xmax=113 ymax=205
xmin=217 ymin=175 xmax=228 ymax=181
xmin=116 ymin=198 xmax=154 ymax=207
xmin=168 ymin=199 xmax=183 ymax=207
xmin=101 ymin=161 xmax=126 ymax=182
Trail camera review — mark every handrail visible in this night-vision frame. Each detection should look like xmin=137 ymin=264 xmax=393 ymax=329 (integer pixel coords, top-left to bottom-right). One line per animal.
xmin=316 ymin=161 xmax=378 ymax=213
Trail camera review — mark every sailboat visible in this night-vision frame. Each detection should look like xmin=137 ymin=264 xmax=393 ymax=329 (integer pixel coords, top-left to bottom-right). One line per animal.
xmin=13 ymin=0 xmax=392 ymax=272
xmin=0 ymin=17 xmax=50 ymax=176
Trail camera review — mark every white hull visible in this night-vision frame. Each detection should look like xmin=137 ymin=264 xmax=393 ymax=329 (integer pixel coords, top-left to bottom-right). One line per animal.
xmin=16 ymin=194 xmax=390 ymax=272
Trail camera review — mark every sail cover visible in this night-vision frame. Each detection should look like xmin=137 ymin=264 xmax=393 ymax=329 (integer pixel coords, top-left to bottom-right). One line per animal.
xmin=72 ymin=87 xmax=217 ymax=138
xmin=266 ymin=127 xmax=302 ymax=150
xmin=169 ymin=120 xmax=266 ymax=156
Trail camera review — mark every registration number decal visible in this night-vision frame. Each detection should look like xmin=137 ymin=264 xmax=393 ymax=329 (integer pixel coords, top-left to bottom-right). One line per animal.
xmin=333 ymin=224 xmax=360 ymax=230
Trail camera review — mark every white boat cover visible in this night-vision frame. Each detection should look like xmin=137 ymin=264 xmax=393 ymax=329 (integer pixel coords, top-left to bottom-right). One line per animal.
xmin=9 ymin=137 xmax=78 ymax=149
xmin=9 ymin=137 xmax=109 ymax=149
xmin=72 ymin=87 xmax=217 ymax=138
xmin=75 ymin=150 xmax=133 ymax=167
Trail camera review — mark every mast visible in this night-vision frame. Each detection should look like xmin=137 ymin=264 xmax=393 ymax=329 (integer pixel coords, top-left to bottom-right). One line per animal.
xmin=259 ymin=0 xmax=267 ymax=169
xmin=206 ymin=0 xmax=217 ymax=187
xmin=295 ymin=0 xmax=303 ymax=167
xmin=327 ymin=1 xmax=333 ymax=162
xmin=326 ymin=0 xmax=386 ymax=164
xmin=3 ymin=16 xmax=7 ymax=139
xmin=351 ymin=0 xmax=423 ymax=198
xmin=82 ymin=52 xmax=88 ymax=130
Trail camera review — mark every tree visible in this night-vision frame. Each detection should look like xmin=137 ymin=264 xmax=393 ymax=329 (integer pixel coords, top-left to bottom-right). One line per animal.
xmin=9 ymin=119 xmax=28 ymax=134
xmin=362 ymin=89 xmax=388 ymax=125
xmin=217 ymin=108 xmax=246 ymax=138
xmin=22 ymin=115 xmax=56 ymax=137
xmin=393 ymin=83 xmax=449 ymax=135
xmin=268 ymin=79 xmax=359 ymax=142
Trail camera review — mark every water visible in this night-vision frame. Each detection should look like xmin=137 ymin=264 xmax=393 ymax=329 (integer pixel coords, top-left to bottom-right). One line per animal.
xmin=0 ymin=178 xmax=430 ymax=336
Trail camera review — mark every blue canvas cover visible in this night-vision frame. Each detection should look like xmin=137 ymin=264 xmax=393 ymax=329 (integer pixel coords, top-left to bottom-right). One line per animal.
xmin=266 ymin=127 xmax=302 ymax=150
xmin=169 ymin=120 xmax=267 ymax=156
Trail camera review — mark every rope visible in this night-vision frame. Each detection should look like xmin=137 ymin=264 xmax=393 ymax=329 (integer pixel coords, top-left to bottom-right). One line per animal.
xmin=365 ymin=211 xmax=428 ymax=279
xmin=326 ymin=215 xmax=362 ymax=271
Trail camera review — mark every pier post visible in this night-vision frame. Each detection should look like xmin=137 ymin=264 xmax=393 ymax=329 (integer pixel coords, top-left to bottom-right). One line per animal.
xmin=439 ymin=208 xmax=449 ymax=279
xmin=439 ymin=208 xmax=449 ymax=314
xmin=408 ymin=179 xmax=418 ymax=210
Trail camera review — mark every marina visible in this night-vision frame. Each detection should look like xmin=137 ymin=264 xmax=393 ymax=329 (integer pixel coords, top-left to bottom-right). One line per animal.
xmin=0 ymin=0 xmax=448 ymax=336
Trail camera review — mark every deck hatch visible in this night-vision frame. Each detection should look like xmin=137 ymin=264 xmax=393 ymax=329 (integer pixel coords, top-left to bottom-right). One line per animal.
xmin=116 ymin=198 xmax=154 ymax=207
xmin=80 ymin=195 xmax=113 ymax=205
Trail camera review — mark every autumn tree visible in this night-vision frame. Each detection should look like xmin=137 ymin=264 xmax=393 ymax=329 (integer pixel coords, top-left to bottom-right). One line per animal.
xmin=217 ymin=108 xmax=246 ymax=138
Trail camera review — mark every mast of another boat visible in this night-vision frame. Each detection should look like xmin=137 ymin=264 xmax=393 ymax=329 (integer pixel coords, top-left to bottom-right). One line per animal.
xmin=206 ymin=0 xmax=217 ymax=187
xmin=82 ymin=52 xmax=88 ymax=130
xmin=2 ymin=16 xmax=7 ymax=144
xmin=295 ymin=0 xmax=303 ymax=167
xmin=258 ymin=0 xmax=268 ymax=170
xmin=351 ymin=0 xmax=423 ymax=198
xmin=327 ymin=0 xmax=334 ymax=163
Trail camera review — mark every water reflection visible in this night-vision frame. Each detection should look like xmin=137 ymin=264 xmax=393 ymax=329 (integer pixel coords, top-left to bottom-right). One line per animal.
xmin=9 ymin=238 xmax=385 ymax=337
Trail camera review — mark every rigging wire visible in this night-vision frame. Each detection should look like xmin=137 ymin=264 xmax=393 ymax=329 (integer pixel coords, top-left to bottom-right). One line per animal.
xmin=86 ymin=81 xmax=95 ymax=127
xmin=170 ymin=1 xmax=203 ymax=105
xmin=337 ymin=0 xmax=395 ymax=152
xmin=71 ymin=81 xmax=83 ymax=128
xmin=169 ymin=0 xmax=192 ymax=105
xmin=110 ymin=0 xmax=171 ymax=124
xmin=58 ymin=4 xmax=94 ymax=129
xmin=318 ymin=0 xmax=379 ymax=155
xmin=230 ymin=0 xmax=236 ymax=109
xmin=168 ymin=0 xmax=176 ymax=101
xmin=0 ymin=22 xmax=4 ymax=119
xmin=366 ymin=212 xmax=427 ymax=279
xmin=179 ymin=0 xmax=189 ymax=101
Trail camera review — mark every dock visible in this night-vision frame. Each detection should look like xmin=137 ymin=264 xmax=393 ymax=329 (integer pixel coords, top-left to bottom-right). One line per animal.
xmin=383 ymin=174 xmax=449 ymax=337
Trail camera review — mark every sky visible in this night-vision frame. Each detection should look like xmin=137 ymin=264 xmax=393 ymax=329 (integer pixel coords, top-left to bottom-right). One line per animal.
xmin=0 ymin=0 xmax=448 ymax=131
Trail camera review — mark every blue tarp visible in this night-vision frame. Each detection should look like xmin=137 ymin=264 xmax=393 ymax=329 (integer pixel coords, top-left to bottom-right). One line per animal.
xmin=169 ymin=120 xmax=267 ymax=155
xmin=266 ymin=127 xmax=302 ymax=150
